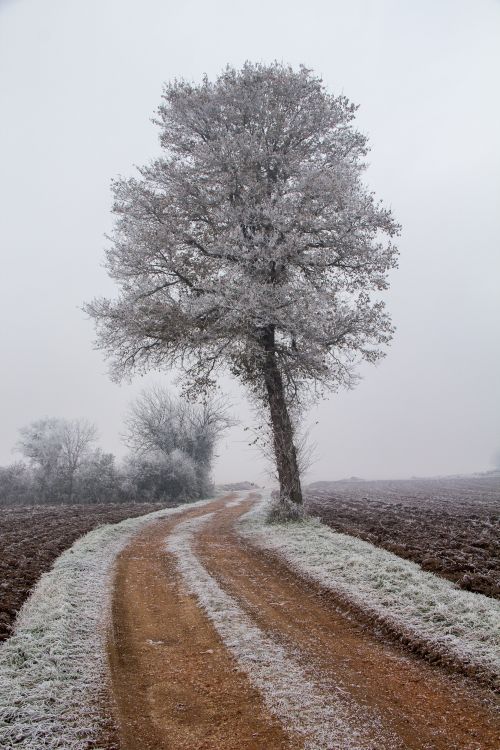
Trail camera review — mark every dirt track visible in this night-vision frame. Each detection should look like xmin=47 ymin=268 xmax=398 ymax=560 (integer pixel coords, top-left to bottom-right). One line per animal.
xmin=107 ymin=493 xmax=500 ymax=749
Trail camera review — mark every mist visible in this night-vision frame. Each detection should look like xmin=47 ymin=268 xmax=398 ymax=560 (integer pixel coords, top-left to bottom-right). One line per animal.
xmin=1 ymin=0 xmax=499 ymax=484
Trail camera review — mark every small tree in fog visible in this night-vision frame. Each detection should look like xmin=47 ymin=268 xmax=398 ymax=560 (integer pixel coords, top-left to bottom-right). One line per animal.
xmin=77 ymin=449 xmax=117 ymax=504
xmin=17 ymin=418 xmax=97 ymax=502
xmin=123 ymin=450 xmax=198 ymax=502
xmin=0 ymin=463 xmax=32 ymax=505
xmin=87 ymin=63 xmax=399 ymax=515
xmin=124 ymin=385 xmax=231 ymax=497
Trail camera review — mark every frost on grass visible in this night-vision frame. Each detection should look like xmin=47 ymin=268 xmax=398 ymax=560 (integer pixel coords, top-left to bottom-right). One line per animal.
xmin=0 ymin=497 xmax=214 ymax=750
xmin=167 ymin=514 xmax=398 ymax=750
xmin=267 ymin=493 xmax=305 ymax=523
xmin=240 ymin=496 xmax=500 ymax=689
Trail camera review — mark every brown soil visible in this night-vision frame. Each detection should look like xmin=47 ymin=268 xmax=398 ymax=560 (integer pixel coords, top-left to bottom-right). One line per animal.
xmin=107 ymin=493 xmax=500 ymax=750
xmin=306 ymin=476 xmax=500 ymax=598
xmin=107 ymin=494 xmax=301 ymax=750
xmin=0 ymin=502 xmax=174 ymax=641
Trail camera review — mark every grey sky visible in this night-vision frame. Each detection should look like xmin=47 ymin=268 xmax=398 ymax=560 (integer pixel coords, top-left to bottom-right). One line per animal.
xmin=1 ymin=0 xmax=499 ymax=483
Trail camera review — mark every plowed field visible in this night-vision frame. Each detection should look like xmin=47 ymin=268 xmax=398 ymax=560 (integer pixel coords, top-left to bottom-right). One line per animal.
xmin=0 ymin=502 xmax=176 ymax=641
xmin=306 ymin=475 xmax=500 ymax=598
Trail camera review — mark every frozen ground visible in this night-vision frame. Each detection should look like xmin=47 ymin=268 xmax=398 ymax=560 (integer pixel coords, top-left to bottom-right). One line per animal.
xmin=306 ymin=474 xmax=500 ymax=598
xmin=240 ymin=494 xmax=500 ymax=689
xmin=0 ymin=502 xmax=173 ymax=641
xmin=167 ymin=511 xmax=399 ymax=750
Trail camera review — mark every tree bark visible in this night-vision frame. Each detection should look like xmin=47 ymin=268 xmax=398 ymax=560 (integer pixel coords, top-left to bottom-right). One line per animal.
xmin=262 ymin=330 xmax=303 ymax=506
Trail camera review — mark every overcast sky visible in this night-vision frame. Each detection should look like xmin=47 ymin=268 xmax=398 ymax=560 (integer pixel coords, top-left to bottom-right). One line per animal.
xmin=1 ymin=0 xmax=499 ymax=483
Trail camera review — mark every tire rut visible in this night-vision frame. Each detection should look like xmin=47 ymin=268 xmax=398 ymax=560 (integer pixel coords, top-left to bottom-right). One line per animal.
xmin=107 ymin=494 xmax=300 ymax=750
xmin=194 ymin=496 xmax=500 ymax=750
xmin=107 ymin=492 xmax=500 ymax=750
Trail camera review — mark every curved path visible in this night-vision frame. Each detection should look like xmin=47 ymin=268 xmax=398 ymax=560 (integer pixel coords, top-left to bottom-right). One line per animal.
xmin=107 ymin=493 xmax=500 ymax=750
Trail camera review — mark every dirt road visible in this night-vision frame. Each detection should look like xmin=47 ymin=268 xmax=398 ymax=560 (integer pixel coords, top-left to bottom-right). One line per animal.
xmin=107 ymin=493 xmax=500 ymax=750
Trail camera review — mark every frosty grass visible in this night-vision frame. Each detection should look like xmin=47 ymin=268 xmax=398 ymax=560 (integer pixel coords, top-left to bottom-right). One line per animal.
xmin=239 ymin=494 xmax=500 ymax=686
xmin=0 ymin=496 xmax=215 ymax=750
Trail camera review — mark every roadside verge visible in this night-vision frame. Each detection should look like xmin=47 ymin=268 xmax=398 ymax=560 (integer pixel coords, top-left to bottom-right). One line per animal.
xmin=239 ymin=495 xmax=500 ymax=690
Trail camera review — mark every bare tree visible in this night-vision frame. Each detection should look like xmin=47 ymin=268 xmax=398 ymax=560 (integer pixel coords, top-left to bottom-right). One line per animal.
xmin=17 ymin=418 xmax=97 ymax=502
xmin=86 ymin=63 xmax=399 ymax=514
xmin=59 ymin=419 xmax=98 ymax=502
xmin=124 ymin=385 xmax=180 ymax=457
xmin=124 ymin=385 xmax=232 ymax=497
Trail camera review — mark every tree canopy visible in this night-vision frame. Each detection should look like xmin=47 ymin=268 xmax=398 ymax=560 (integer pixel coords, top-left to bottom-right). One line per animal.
xmin=86 ymin=62 xmax=399 ymax=509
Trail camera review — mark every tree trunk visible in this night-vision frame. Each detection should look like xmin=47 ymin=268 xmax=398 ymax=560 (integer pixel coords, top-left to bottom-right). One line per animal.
xmin=262 ymin=340 xmax=303 ymax=506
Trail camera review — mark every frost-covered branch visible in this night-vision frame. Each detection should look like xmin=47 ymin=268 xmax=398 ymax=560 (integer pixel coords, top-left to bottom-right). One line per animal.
xmin=85 ymin=62 xmax=399 ymax=511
